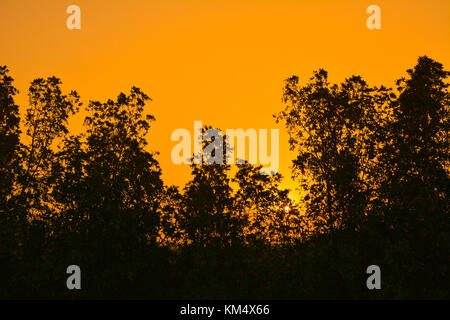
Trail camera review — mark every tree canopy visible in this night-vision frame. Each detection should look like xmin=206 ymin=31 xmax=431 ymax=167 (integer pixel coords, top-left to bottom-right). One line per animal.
xmin=0 ymin=56 xmax=448 ymax=299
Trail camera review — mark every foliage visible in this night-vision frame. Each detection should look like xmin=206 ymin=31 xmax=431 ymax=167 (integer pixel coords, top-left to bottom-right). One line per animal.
xmin=0 ymin=57 xmax=448 ymax=299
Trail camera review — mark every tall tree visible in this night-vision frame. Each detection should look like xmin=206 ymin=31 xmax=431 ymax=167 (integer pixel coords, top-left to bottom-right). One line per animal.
xmin=79 ymin=87 xmax=164 ymax=242
xmin=378 ymin=56 xmax=449 ymax=227
xmin=0 ymin=67 xmax=22 ymax=296
xmin=182 ymin=126 xmax=240 ymax=247
xmin=0 ymin=66 xmax=20 ymax=214
xmin=19 ymin=77 xmax=80 ymax=218
xmin=276 ymin=71 xmax=392 ymax=234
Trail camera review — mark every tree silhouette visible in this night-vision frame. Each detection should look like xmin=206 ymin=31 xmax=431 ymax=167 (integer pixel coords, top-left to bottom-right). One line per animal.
xmin=0 ymin=67 xmax=22 ymax=298
xmin=83 ymin=87 xmax=163 ymax=237
xmin=0 ymin=66 xmax=20 ymax=216
xmin=276 ymin=71 xmax=393 ymax=234
xmin=181 ymin=126 xmax=241 ymax=247
xmin=18 ymin=77 xmax=81 ymax=220
xmin=377 ymin=56 xmax=449 ymax=224
xmin=373 ymin=57 xmax=450 ymax=295
xmin=0 ymin=57 xmax=448 ymax=299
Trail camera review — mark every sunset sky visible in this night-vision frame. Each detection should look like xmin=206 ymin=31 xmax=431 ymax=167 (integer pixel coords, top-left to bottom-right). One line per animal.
xmin=1 ymin=0 xmax=449 ymax=200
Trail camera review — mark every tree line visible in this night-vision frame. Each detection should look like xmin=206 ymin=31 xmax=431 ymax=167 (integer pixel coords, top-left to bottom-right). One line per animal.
xmin=0 ymin=56 xmax=448 ymax=298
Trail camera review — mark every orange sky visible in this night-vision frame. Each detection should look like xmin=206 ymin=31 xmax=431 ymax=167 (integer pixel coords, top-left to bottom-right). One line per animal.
xmin=1 ymin=0 xmax=449 ymax=200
